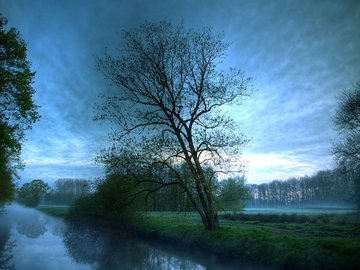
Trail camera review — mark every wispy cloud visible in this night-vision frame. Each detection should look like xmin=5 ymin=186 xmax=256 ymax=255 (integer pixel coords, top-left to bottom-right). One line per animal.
xmin=4 ymin=0 xmax=360 ymax=184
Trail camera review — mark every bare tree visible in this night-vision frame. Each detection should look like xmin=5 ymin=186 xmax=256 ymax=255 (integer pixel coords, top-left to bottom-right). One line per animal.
xmin=96 ymin=21 xmax=253 ymax=229
xmin=332 ymin=82 xmax=360 ymax=208
xmin=332 ymin=82 xmax=360 ymax=168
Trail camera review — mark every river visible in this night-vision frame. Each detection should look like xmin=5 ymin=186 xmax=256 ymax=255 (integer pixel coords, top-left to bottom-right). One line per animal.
xmin=0 ymin=204 xmax=273 ymax=270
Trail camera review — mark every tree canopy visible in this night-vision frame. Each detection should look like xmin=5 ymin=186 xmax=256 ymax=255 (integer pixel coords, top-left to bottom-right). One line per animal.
xmin=17 ymin=179 xmax=50 ymax=207
xmin=332 ymin=82 xmax=360 ymax=169
xmin=332 ymin=82 xmax=360 ymax=208
xmin=96 ymin=21 xmax=253 ymax=229
xmin=0 ymin=13 xmax=40 ymax=203
xmin=219 ymin=175 xmax=249 ymax=214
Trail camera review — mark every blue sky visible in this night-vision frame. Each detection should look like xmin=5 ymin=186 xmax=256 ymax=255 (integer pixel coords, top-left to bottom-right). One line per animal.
xmin=2 ymin=0 xmax=360 ymax=184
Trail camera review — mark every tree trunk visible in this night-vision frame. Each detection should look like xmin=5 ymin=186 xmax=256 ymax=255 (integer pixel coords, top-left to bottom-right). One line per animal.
xmin=198 ymin=187 xmax=220 ymax=230
xmin=204 ymin=209 xmax=219 ymax=230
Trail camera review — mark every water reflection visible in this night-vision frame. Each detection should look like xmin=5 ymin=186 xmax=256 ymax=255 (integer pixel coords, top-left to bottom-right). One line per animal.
xmin=0 ymin=204 xmax=89 ymax=270
xmin=16 ymin=213 xmax=47 ymax=239
xmin=0 ymin=208 xmax=15 ymax=270
xmin=64 ymin=224 xmax=205 ymax=270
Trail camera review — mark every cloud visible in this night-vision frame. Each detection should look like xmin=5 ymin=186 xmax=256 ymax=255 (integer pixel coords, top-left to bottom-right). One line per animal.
xmin=18 ymin=163 xmax=103 ymax=185
xmin=3 ymin=0 xmax=360 ymax=184
xmin=243 ymin=151 xmax=334 ymax=184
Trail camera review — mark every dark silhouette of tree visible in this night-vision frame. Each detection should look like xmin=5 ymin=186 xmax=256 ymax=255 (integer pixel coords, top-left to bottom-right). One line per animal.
xmin=17 ymin=179 xmax=50 ymax=207
xmin=332 ymin=82 xmax=360 ymax=167
xmin=96 ymin=21 xmax=252 ymax=229
xmin=0 ymin=153 xmax=13 ymax=205
xmin=332 ymin=82 xmax=360 ymax=208
xmin=0 ymin=13 xmax=40 ymax=203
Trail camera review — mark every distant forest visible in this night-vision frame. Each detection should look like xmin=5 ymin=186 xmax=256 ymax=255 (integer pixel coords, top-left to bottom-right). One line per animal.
xmin=247 ymin=168 xmax=357 ymax=208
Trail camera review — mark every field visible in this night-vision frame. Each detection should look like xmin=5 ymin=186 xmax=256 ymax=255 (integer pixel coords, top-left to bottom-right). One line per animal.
xmin=140 ymin=209 xmax=360 ymax=269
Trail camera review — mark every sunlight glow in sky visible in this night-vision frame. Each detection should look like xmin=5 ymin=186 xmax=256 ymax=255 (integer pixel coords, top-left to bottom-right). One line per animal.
xmin=3 ymin=0 xmax=360 ymax=184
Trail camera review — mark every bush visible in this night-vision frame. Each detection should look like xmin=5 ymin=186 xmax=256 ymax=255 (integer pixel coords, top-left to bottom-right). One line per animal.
xmin=67 ymin=174 xmax=144 ymax=227
xmin=66 ymin=194 xmax=103 ymax=223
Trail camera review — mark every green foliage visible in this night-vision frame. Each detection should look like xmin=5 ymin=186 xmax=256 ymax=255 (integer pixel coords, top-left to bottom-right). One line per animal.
xmin=96 ymin=174 xmax=144 ymax=222
xmin=218 ymin=176 xmax=249 ymax=213
xmin=66 ymin=194 xmax=103 ymax=223
xmin=67 ymin=174 xmax=144 ymax=226
xmin=0 ymin=152 xmax=14 ymax=204
xmin=17 ymin=179 xmax=50 ymax=207
xmin=0 ymin=13 xmax=40 ymax=203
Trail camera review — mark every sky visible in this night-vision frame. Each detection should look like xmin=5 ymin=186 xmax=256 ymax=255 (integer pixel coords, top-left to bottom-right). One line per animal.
xmin=2 ymin=0 xmax=360 ymax=185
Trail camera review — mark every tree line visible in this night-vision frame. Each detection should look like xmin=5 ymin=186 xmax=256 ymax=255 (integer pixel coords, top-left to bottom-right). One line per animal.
xmin=16 ymin=178 xmax=90 ymax=207
xmin=247 ymin=168 xmax=357 ymax=208
xmin=15 ymin=173 xmax=250 ymax=215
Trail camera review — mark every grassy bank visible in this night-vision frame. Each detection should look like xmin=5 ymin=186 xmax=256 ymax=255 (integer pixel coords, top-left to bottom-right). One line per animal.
xmin=36 ymin=205 xmax=69 ymax=218
xmin=136 ymin=213 xmax=360 ymax=270
xmin=37 ymin=207 xmax=360 ymax=269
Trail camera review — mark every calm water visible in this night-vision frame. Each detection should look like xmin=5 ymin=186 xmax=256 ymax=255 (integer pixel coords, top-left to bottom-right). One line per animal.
xmin=0 ymin=204 xmax=272 ymax=270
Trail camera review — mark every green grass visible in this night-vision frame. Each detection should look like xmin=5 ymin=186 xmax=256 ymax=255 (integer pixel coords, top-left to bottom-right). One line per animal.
xmin=36 ymin=205 xmax=69 ymax=218
xmin=135 ymin=213 xmax=360 ymax=270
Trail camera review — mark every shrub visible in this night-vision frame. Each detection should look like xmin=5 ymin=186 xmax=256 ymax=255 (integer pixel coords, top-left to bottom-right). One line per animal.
xmin=67 ymin=174 xmax=144 ymax=227
xmin=66 ymin=194 xmax=102 ymax=223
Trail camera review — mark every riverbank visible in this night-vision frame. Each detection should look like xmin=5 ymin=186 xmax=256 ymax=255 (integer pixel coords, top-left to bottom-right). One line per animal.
xmin=137 ymin=213 xmax=360 ymax=270
xmin=37 ymin=207 xmax=360 ymax=270
xmin=36 ymin=205 xmax=69 ymax=218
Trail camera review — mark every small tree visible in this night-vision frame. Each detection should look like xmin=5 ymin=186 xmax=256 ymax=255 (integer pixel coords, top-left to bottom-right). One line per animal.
xmin=17 ymin=179 xmax=50 ymax=207
xmin=67 ymin=174 xmax=144 ymax=225
xmin=0 ymin=14 xmax=40 ymax=203
xmin=332 ymin=82 xmax=360 ymax=208
xmin=219 ymin=175 xmax=249 ymax=214
xmin=96 ymin=21 xmax=252 ymax=229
